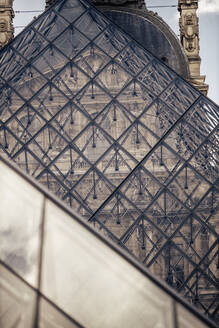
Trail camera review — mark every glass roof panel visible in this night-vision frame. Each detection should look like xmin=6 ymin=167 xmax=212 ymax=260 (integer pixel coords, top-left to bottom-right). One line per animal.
xmin=0 ymin=264 xmax=37 ymax=327
xmin=1 ymin=155 xmax=216 ymax=328
xmin=0 ymin=161 xmax=43 ymax=287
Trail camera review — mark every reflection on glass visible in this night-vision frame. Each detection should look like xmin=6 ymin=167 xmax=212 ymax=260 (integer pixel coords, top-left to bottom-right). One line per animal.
xmin=42 ymin=200 xmax=173 ymax=328
xmin=0 ymin=161 xmax=43 ymax=287
xmin=0 ymin=264 xmax=36 ymax=327
xmin=39 ymin=297 xmax=81 ymax=328
xmin=0 ymin=155 xmax=215 ymax=328
xmin=177 ymin=303 xmax=207 ymax=328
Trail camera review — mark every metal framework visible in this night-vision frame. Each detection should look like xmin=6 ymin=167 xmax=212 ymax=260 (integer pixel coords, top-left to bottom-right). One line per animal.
xmin=0 ymin=154 xmax=218 ymax=328
xmin=0 ymin=0 xmax=218 ymax=322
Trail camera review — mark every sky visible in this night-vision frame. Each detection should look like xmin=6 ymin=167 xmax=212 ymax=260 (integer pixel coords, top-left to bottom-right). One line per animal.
xmin=13 ymin=0 xmax=219 ymax=105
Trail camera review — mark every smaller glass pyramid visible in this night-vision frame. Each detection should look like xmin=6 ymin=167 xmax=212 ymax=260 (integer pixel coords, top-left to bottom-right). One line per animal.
xmin=0 ymin=154 xmax=217 ymax=328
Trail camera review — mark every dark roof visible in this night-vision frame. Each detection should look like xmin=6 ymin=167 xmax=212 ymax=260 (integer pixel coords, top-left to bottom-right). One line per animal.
xmin=98 ymin=7 xmax=190 ymax=78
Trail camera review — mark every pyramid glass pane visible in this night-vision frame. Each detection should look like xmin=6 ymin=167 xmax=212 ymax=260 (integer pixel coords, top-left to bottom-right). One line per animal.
xmin=0 ymin=155 xmax=217 ymax=328
xmin=0 ymin=0 xmax=218 ymax=323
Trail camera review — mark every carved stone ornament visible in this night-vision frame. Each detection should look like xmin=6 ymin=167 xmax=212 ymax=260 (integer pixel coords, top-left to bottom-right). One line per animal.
xmin=0 ymin=18 xmax=7 ymax=32
xmin=178 ymin=0 xmax=208 ymax=94
xmin=179 ymin=0 xmax=198 ymax=6
xmin=0 ymin=18 xmax=7 ymax=47
xmin=0 ymin=32 xmax=7 ymax=46
xmin=180 ymin=12 xmax=198 ymax=53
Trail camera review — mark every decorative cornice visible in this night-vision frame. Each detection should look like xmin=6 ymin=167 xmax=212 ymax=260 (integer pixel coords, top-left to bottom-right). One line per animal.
xmin=178 ymin=0 xmax=198 ymax=9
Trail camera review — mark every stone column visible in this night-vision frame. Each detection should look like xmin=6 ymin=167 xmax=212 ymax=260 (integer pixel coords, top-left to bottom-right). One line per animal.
xmin=178 ymin=0 xmax=208 ymax=95
xmin=0 ymin=0 xmax=14 ymax=50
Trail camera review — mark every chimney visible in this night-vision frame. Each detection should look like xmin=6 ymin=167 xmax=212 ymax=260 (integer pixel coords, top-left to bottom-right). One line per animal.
xmin=0 ymin=0 xmax=14 ymax=50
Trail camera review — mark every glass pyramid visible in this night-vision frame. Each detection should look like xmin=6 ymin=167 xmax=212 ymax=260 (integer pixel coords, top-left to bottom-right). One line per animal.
xmin=0 ymin=154 xmax=216 ymax=328
xmin=0 ymin=0 xmax=218 ymax=322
